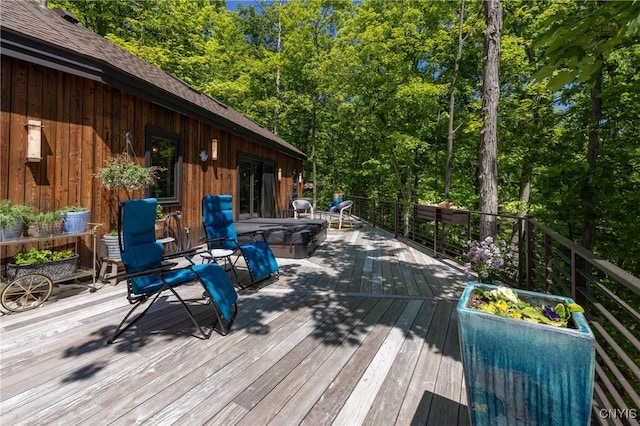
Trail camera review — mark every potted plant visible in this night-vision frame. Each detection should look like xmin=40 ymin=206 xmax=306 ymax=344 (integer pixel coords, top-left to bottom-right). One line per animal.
xmin=7 ymin=248 xmax=78 ymax=281
xmin=0 ymin=200 xmax=32 ymax=240
xmin=59 ymin=205 xmax=91 ymax=234
xmin=94 ymin=152 xmax=164 ymax=200
xmin=95 ymin=152 xmax=164 ymax=258
xmin=457 ymin=283 xmax=595 ymax=425
xmin=100 ymin=230 xmax=121 ymax=260
xmin=464 ymin=236 xmax=510 ymax=284
xmin=154 ymin=203 xmax=166 ymax=239
xmin=26 ymin=211 xmax=63 ymax=237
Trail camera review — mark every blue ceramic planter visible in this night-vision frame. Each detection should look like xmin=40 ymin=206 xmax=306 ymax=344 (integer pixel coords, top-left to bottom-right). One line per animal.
xmin=457 ymin=283 xmax=595 ymax=426
xmin=62 ymin=210 xmax=90 ymax=233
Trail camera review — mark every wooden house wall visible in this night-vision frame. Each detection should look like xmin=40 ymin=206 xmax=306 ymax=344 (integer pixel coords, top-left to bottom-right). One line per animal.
xmin=1 ymin=56 xmax=303 ymax=266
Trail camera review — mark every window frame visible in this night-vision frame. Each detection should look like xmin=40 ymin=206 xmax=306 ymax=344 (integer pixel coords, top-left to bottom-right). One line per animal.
xmin=144 ymin=127 xmax=183 ymax=206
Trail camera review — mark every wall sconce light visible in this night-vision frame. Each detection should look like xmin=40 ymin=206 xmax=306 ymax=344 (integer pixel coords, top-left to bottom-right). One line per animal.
xmin=211 ymin=138 xmax=218 ymax=160
xmin=199 ymin=149 xmax=209 ymax=162
xmin=298 ymin=173 xmax=303 ymax=184
xmin=277 ymin=168 xmax=282 ymax=182
xmin=26 ymin=119 xmax=43 ymax=162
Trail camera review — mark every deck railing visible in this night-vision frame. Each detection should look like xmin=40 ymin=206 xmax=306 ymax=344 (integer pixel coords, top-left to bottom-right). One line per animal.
xmin=350 ymin=196 xmax=640 ymax=424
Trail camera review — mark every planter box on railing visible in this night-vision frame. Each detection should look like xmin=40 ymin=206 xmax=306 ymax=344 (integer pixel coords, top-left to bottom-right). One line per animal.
xmin=414 ymin=205 xmax=437 ymax=221
xmin=414 ymin=205 xmax=469 ymax=225
xmin=7 ymin=254 xmax=79 ymax=281
xmin=438 ymin=207 xmax=469 ymax=225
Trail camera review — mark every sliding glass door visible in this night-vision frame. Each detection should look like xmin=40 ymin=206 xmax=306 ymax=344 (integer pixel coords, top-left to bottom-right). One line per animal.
xmin=238 ymin=158 xmax=276 ymax=219
xmin=238 ymin=159 xmax=261 ymax=219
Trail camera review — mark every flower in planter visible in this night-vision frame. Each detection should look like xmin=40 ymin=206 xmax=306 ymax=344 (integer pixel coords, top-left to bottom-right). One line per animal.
xmin=464 ymin=236 xmax=509 ymax=284
xmin=469 ymin=286 xmax=584 ymax=328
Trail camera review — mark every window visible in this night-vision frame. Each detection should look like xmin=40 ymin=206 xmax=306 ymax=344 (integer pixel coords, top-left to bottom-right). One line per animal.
xmin=145 ymin=127 xmax=182 ymax=205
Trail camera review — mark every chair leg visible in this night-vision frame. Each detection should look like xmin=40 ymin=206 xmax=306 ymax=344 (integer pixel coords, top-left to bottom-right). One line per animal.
xmin=168 ymin=286 xmax=212 ymax=340
xmin=203 ymin=299 xmax=237 ymax=336
xmin=108 ymin=286 xmax=214 ymax=343
xmin=107 ymin=292 xmax=161 ymax=344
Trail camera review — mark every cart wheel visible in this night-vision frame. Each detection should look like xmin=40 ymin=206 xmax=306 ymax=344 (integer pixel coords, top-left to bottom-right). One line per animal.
xmin=1 ymin=274 xmax=53 ymax=313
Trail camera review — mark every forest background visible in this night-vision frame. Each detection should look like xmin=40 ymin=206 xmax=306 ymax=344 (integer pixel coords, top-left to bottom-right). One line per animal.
xmin=48 ymin=0 xmax=640 ymax=276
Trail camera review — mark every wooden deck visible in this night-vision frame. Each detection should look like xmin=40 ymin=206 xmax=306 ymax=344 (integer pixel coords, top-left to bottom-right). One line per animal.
xmin=0 ymin=224 xmax=471 ymax=425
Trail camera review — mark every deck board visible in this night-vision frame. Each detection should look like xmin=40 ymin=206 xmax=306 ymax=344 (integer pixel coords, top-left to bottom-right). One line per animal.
xmin=0 ymin=224 xmax=470 ymax=425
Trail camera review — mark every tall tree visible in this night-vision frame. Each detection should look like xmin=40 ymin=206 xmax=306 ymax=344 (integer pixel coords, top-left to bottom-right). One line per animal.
xmin=444 ymin=0 xmax=466 ymax=201
xmin=534 ymin=0 xmax=640 ymax=251
xmin=478 ymin=0 xmax=502 ymax=238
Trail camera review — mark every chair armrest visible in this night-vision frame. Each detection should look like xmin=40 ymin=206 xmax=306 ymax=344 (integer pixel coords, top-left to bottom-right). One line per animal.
xmin=201 ymin=236 xmax=240 ymax=249
xmin=163 ymin=247 xmax=198 ymax=260
xmin=114 ymin=261 xmax=178 ymax=281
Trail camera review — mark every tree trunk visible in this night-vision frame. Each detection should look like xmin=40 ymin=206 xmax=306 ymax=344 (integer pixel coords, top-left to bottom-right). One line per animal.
xmin=444 ymin=0 xmax=466 ymax=200
xmin=310 ymin=100 xmax=317 ymax=210
xmin=478 ymin=0 xmax=502 ymax=239
xmin=581 ymin=64 xmax=602 ymax=251
xmin=273 ymin=2 xmax=282 ymax=136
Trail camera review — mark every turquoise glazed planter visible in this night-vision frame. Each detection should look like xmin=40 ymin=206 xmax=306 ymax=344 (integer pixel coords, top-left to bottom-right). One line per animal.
xmin=457 ymin=283 xmax=595 ymax=426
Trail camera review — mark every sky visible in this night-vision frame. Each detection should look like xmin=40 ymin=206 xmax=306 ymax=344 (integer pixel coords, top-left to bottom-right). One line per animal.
xmin=226 ymin=1 xmax=263 ymax=11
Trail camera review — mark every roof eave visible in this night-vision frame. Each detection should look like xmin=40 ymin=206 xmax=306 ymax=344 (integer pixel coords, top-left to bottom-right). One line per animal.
xmin=1 ymin=29 xmax=307 ymax=161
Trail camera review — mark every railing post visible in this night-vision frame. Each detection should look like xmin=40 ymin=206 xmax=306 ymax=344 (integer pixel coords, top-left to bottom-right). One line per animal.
xmin=372 ymin=199 xmax=376 ymax=228
xmin=544 ymin=234 xmax=553 ymax=293
xmin=526 ymin=217 xmax=535 ymax=290
xmin=393 ymin=202 xmax=399 ymax=237
xmin=572 ymin=251 xmax=588 ymax=306
xmin=518 ymin=217 xmax=525 ymax=288
xmin=434 ymin=216 xmax=439 ymax=256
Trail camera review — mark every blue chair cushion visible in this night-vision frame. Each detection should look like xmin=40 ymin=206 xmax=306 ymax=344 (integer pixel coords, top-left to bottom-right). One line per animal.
xmin=121 ymin=198 xmax=157 ymax=246
xmin=191 ymin=263 xmax=238 ymax=320
xmin=241 ymin=241 xmax=279 ymax=282
xmin=130 ymin=267 xmax=197 ymax=295
xmin=203 ymin=195 xmax=239 ymax=251
xmin=121 ymin=242 xmax=164 ymax=273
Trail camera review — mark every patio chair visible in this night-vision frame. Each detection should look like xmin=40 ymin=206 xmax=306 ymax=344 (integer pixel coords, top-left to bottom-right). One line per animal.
xmin=292 ymin=199 xmax=314 ymax=219
xmin=328 ymin=200 xmax=354 ymax=230
xmin=202 ymin=195 xmax=279 ymax=286
xmin=107 ymin=198 xmax=238 ymax=344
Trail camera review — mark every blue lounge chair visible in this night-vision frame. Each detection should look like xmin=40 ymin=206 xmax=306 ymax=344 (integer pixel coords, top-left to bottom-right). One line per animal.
xmin=202 ymin=195 xmax=279 ymax=286
xmin=107 ymin=198 xmax=238 ymax=344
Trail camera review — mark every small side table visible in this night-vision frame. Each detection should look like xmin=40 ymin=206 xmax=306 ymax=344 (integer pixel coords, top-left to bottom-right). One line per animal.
xmin=201 ymin=248 xmax=237 ymax=280
xmin=99 ymin=258 xmax=122 ymax=286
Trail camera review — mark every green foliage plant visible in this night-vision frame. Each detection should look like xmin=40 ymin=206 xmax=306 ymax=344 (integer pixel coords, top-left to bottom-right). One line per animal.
xmin=469 ymin=286 xmax=585 ymax=328
xmin=58 ymin=206 xmax=89 ymax=213
xmin=0 ymin=200 xmax=33 ymax=228
xmin=14 ymin=248 xmax=75 ymax=265
xmin=95 ymin=153 xmax=165 ymax=200
xmin=30 ymin=211 xmax=62 ymax=224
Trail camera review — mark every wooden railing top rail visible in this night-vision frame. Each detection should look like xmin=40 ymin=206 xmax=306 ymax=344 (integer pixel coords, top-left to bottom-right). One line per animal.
xmin=528 ymin=217 xmax=640 ymax=295
xmin=351 ymin=196 xmax=640 ymax=293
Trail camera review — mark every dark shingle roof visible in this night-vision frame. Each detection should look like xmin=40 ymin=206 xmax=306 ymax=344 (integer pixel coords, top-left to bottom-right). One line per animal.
xmin=0 ymin=0 xmax=306 ymax=160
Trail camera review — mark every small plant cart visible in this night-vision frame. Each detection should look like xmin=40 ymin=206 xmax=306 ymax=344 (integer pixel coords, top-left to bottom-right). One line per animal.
xmin=0 ymin=224 xmax=100 ymax=313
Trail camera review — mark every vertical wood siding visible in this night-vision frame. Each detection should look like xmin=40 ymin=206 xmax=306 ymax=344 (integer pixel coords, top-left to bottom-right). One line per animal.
xmin=1 ymin=56 xmax=302 ymax=265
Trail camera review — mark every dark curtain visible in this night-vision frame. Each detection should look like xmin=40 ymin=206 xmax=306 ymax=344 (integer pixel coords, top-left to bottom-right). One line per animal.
xmin=261 ymin=166 xmax=276 ymax=218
